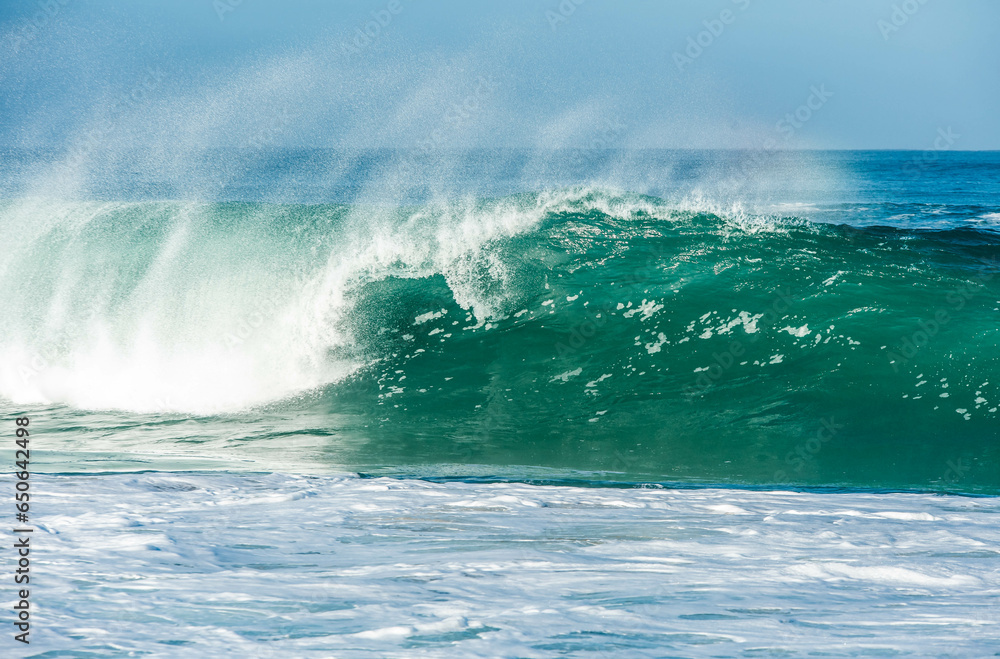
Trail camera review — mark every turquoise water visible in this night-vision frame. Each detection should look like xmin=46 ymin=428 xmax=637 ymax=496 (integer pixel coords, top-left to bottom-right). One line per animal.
xmin=2 ymin=150 xmax=998 ymax=492
xmin=3 ymin=149 xmax=1000 ymax=656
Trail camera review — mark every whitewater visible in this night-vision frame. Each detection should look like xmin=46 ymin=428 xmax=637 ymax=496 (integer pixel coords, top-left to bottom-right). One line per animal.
xmin=2 ymin=149 xmax=999 ymax=656
xmin=9 ymin=472 xmax=1000 ymax=657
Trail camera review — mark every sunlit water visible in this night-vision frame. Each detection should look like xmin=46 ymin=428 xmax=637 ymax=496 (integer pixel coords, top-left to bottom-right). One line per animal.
xmin=3 ymin=150 xmax=999 ymax=655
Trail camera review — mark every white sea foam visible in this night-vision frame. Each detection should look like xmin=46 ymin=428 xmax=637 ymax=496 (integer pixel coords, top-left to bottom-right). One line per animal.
xmin=0 ymin=192 xmax=579 ymax=413
xmin=0 ymin=188 xmax=797 ymax=414
xmin=16 ymin=472 xmax=999 ymax=657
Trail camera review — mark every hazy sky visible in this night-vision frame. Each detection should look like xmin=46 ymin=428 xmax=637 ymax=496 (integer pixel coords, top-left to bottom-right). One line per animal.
xmin=1 ymin=0 xmax=997 ymax=150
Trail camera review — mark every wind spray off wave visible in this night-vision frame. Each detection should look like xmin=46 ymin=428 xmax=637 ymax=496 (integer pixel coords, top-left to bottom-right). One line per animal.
xmin=1 ymin=188 xmax=998 ymax=492
xmin=0 ymin=189 xmax=627 ymax=413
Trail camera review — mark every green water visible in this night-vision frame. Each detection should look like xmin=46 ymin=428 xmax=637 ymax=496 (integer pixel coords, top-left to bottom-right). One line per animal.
xmin=2 ymin=192 xmax=998 ymax=492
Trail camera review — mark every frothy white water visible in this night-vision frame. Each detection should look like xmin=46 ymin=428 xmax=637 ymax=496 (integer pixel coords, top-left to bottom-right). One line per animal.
xmin=0 ymin=198 xmax=352 ymax=413
xmin=20 ymin=472 xmax=1000 ymax=657
xmin=974 ymin=212 xmax=1000 ymax=226
xmin=0 ymin=189 xmax=696 ymax=413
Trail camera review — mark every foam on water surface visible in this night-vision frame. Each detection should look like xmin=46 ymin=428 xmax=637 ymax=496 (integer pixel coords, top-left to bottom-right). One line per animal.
xmin=15 ymin=472 xmax=1000 ymax=657
xmin=2 ymin=184 xmax=999 ymax=492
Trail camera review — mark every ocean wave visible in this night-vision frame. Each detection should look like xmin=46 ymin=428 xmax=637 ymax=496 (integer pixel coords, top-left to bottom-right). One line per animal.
xmin=2 ymin=189 xmax=999 ymax=491
xmin=0 ymin=188 xmax=799 ymax=413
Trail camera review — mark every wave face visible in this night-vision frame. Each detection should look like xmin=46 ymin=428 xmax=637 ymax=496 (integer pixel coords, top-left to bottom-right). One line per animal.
xmin=2 ymin=189 xmax=999 ymax=492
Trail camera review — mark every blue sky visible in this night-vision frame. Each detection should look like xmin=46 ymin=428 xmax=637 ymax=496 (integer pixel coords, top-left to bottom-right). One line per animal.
xmin=1 ymin=0 xmax=997 ymax=150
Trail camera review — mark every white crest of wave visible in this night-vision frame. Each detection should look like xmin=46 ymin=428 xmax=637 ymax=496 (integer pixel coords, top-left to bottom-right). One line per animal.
xmin=0 ymin=189 xmax=648 ymax=414
xmin=0 ymin=182 xmax=814 ymax=415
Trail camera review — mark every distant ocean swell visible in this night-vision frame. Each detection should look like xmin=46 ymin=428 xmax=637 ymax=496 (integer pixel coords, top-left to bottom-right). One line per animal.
xmin=1 ymin=188 xmax=998 ymax=492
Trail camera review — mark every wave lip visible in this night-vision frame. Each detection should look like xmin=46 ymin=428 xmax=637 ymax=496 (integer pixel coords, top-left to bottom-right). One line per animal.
xmin=1 ymin=189 xmax=670 ymax=413
xmin=3 ymin=188 xmax=1000 ymax=493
